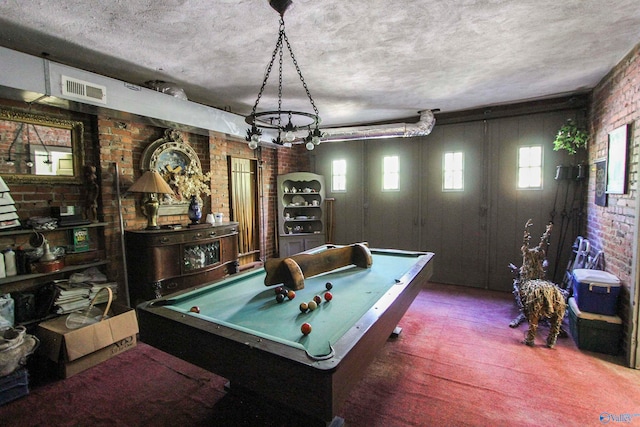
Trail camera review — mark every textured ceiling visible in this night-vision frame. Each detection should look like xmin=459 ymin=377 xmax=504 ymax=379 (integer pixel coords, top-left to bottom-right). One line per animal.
xmin=1 ymin=0 xmax=640 ymax=127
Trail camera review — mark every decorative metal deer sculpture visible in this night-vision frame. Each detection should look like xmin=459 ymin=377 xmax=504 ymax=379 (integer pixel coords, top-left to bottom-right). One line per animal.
xmin=509 ymin=219 xmax=567 ymax=348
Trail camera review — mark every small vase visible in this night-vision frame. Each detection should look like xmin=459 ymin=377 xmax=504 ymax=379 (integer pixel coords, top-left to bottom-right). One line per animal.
xmin=188 ymin=196 xmax=202 ymax=224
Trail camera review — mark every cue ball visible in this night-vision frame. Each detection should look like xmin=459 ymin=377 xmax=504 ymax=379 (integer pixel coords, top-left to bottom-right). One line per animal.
xmin=301 ymin=323 xmax=312 ymax=335
xmin=287 ymin=290 xmax=296 ymax=300
xmin=276 ymin=293 xmax=285 ymax=303
xmin=299 ymin=302 xmax=308 ymax=313
xmin=307 ymin=300 xmax=318 ymax=311
xmin=189 ymin=306 xmax=200 ymax=314
xmin=325 ymin=282 xmax=333 ymax=290
xmin=313 ymin=295 xmax=322 ymax=305
xmin=324 ymin=292 xmax=333 ymax=301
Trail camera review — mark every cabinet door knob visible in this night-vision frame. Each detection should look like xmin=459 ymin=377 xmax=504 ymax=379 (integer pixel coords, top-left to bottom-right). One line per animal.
xmin=160 ymin=237 xmax=170 ymax=244
xmin=209 ymin=232 xmax=217 ymax=237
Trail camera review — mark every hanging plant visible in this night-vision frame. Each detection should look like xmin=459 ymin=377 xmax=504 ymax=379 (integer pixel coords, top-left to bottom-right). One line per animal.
xmin=553 ymin=119 xmax=589 ymax=155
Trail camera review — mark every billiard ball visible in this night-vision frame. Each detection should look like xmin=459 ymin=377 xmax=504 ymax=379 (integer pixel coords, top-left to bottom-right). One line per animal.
xmin=313 ymin=295 xmax=322 ymax=304
xmin=276 ymin=293 xmax=285 ymax=303
xmin=301 ymin=323 xmax=312 ymax=335
xmin=324 ymin=291 xmax=333 ymax=301
xmin=325 ymin=282 xmax=333 ymax=290
xmin=299 ymin=302 xmax=308 ymax=313
xmin=275 ymin=286 xmax=283 ymax=295
xmin=307 ymin=300 xmax=318 ymax=311
xmin=287 ymin=290 xmax=296 ymax=300
xmin=189 ymin=306 xmax=200 ymax=313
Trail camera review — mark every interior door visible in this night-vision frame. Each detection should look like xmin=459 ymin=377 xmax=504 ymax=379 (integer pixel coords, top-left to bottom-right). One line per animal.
xmin=487 ymin=113 xmax=577 ymax=291
xmin=420 ymin=121 xmax=488 ymax=287
xmin=363 ymin=138 xmax=420 ymax=250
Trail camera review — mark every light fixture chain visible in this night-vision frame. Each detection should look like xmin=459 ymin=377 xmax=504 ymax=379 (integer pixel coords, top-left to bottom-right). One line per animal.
xmin=277 ymin=20 xmax=284 ymax=129
xmin=281 ymin=25 xmax=320 ymax=117
xmin=250 ymin=26 xmax=286 ymax=116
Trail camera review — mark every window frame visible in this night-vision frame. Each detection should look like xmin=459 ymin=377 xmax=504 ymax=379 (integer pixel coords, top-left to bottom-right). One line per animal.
xmin=382 ymin=155 xmax=400 ymax=192
xmin=517 ymin=145 xmax=544 ymax=190
xmin=442 ymin=151 xmax=464 ymax=192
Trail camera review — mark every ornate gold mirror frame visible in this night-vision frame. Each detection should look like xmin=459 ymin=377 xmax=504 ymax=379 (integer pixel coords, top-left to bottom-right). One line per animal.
xmin=140 ymin=129 xmax=202 ymax=216
xmin=0 ymin=108 xmax=85 ymax=184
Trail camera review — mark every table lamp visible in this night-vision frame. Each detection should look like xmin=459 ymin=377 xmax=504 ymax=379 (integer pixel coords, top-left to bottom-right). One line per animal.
xmin=128 ymin=170 xmax=174 ymax=229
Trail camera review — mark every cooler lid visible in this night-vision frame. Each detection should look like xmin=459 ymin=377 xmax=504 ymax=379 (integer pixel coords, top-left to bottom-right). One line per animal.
xmin=572 ymin=269 xmax=620 ymax=286
xmin=568 ymin=297 xmax=622 ymax=323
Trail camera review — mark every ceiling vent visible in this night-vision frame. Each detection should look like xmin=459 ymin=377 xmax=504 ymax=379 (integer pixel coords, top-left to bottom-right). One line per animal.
xmin=61 ymin=75 xmax=107 ymax=104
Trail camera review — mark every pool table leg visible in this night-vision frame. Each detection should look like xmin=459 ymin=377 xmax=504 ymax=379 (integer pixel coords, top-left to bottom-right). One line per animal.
xmin=223 ymin=381 xmax=345 ymax=427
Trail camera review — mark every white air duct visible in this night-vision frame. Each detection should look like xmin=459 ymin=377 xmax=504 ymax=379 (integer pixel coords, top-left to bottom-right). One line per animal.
xmin=318 ymin=110 xmax=436 ymax=143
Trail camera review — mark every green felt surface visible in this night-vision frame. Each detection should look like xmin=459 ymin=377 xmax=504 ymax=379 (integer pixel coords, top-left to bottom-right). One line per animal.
xmin=169 ymin=250 xmax=426 ymax=357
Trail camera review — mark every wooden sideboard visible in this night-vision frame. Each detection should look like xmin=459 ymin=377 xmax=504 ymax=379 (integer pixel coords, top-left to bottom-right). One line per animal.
xmin=125 ymin=222 xmax=239 ymax=305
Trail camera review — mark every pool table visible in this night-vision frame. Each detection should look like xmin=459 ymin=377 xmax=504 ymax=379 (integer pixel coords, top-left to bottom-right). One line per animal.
xmin=137 ymin=246 xmax=434 ymax=425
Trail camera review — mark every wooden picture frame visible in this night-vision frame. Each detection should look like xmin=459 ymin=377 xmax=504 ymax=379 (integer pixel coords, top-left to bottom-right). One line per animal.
xmin=594 ymin=158 xmax=607 ymax=207
xmin=606 ymin=124 xmax=629 ymax=194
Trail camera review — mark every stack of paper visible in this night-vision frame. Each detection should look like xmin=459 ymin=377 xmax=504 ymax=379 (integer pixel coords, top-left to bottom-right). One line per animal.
xmin=54 ymin=282 xmax=91 ymax=314
xmin=88 ymin=282 xmax=118 ymax=304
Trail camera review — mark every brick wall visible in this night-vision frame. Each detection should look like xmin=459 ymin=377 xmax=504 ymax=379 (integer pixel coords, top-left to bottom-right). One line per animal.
xmin=1 ymin=97 xmax=310 ymax=294
xmin=588 ymin=42 xmax=640 ymax=362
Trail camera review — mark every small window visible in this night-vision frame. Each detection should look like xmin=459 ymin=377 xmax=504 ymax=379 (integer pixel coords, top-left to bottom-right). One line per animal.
xmin=331 ymin=159 xmax=347 ymax=192
xmin=443 ymin=151 xmax=464 ymax=191
xmin=518 ymin=145 xmax=543 ymax=189
xmin=382 ymin=155 xmax=400 ymax=191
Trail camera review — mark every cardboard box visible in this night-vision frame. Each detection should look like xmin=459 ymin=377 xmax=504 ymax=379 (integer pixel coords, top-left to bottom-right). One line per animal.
xmin=572 ymin=269 xmax=621 ymax=315
xmin=568 ymin=297 xmax=621 ymax=355
xmin=36 ymin=303 xmax=138 ymax=378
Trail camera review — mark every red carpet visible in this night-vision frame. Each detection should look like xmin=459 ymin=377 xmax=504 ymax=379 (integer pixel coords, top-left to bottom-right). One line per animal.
xmin=1 ymin=283 xmax=639 ymax=426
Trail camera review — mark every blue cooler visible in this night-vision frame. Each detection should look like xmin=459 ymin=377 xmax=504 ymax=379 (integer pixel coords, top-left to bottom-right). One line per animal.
xmin=572 ymin=269 xmax=620 ymax=315
xmin=0 ymin=368 xmax=29 ymax=406
xmin=568 ymin=297 xmax=621 ymax=355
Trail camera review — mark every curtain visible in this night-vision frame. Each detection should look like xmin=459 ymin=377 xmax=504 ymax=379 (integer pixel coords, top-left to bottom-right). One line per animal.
xmin=230 ymin=157 xmax=257 ymax=254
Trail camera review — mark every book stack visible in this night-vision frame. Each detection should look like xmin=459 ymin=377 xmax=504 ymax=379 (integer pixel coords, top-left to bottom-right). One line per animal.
xmin=0 ymin=176 xmax=21 ymax=230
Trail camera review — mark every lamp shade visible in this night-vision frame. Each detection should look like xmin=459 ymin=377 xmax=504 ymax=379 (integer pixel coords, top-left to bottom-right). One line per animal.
xmin=128 ymin=170 xmax=174 ymax=195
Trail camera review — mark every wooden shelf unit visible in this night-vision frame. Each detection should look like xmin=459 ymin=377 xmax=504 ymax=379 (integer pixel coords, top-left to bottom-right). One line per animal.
xmin=277 ymin=173 xmax=326 ymax=257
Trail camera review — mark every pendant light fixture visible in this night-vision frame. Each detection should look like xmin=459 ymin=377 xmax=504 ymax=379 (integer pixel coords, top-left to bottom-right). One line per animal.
xmin=245 ymin=0 xmax=323 ymax=151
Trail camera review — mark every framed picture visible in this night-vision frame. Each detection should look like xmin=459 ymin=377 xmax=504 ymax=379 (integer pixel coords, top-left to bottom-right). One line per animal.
xmin=606 ymin=124 xmax=629 ymax=194
xmin=594 ymin=158 xmax=607 ymax=207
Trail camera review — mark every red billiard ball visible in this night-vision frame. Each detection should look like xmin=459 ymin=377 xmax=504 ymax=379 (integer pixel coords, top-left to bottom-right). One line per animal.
xmin=313 ymin=295 xmax=322 ymax=304
xmin=301 ymin=323 xmax=312 ymax=335
xmin=325 ymin=282 xmax=333 ymax=290
xmin=324 ymin=291 xmax=333 ymax=301
xmin=276 ymin=293 xmax=285 ymax=303
xmin=307 ymin=300 xmax=318 ymax=311
xmin=275 ymin=286 xmax=283 ymax=295
xmin=189 ymin=306 xmax=200 ymax=314
xmin=287 ymin=290 xmax=296 ymax=300
xmin=299 ymin=302 xmax=308 ymax=313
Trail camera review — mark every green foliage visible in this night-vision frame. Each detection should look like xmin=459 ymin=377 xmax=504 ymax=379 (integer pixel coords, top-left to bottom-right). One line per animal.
xmin=553 ymin=119 xmax=588 ymax=155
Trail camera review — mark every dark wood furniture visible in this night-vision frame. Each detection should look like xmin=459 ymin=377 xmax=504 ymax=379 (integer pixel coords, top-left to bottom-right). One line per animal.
xmin=125 ymin=222 xmax=239 ymax=305
xmin=137 ymin=246 xmax=434 ymax=425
